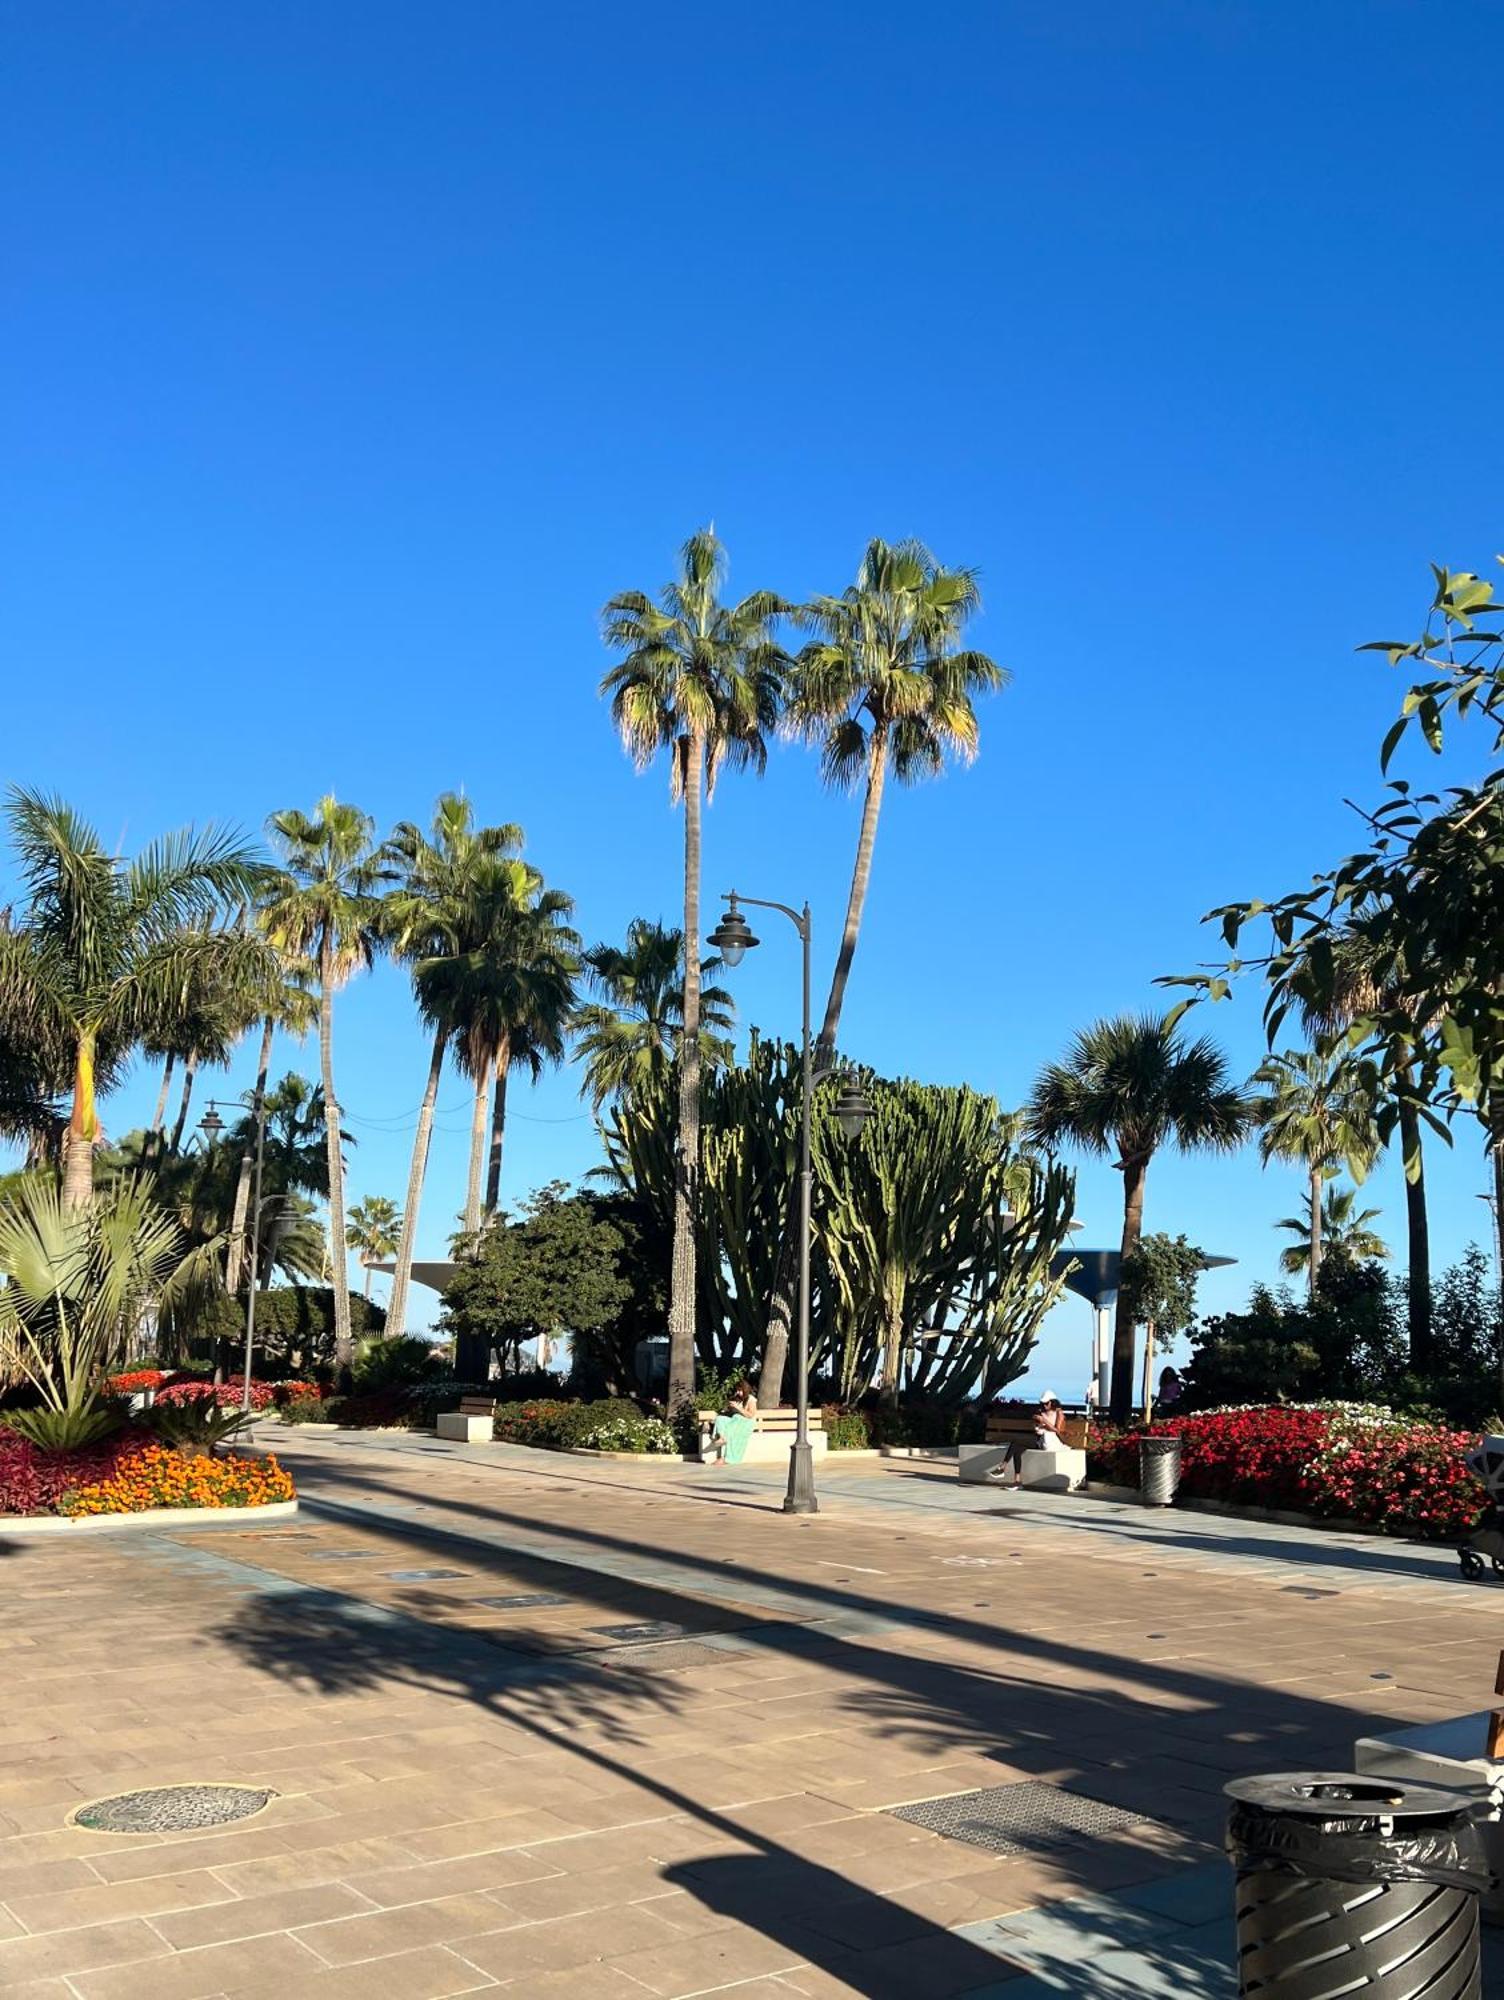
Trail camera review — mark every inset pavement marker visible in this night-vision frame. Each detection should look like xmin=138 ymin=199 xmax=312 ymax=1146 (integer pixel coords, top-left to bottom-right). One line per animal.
xmin=386 ymin=1568 xmax=468 ymax=1581
xmin=889 ymin=1782 xmax=1154 ymax=1857
xmin=73 ymin=1785 xmax=277 ymax=1834
xmin=590 ymin=1620 xmax=688 ymax=1643
xmin=475 ymin=1593 xmax=569 ymax=1609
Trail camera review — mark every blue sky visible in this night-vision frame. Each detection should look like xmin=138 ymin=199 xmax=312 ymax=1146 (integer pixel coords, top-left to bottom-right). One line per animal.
xmin=3 ymin=1 xmax=1501 ymax=1389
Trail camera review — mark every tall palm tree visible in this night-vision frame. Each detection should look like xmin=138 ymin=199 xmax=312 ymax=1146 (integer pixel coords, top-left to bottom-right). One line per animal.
xmin=425 ymin=858 xmax=579 ymax=1233
xmin=382 ymin=795 xmax=523 ymax=1336
xmin=1278 ymin=1183 xmax=1389 ymax=1277
xmin=574 ymin=918 xmax=735 ymax=1111
xmin=348 ymin=1194 xmax=403 ymax=1299
xmin=0 ymin=790 xmax=270 ymax=1209
xmin=1027 ymin=1012 xmax=1251 ymax=1423
xmin=600 ymin=529 xmax=784 ymax=1413
xmin=223 ymin=958 xmax=318 ymax=1295
xmin=788 ymin=538 xmax=1007 ymax=1055
xmin=1253 ymin=1045 xmax=1380 ymax=1299
xmin=1295 ymin=917 xmax=1436 ymax=1364
xmin=261 ymin=799 xmax=390 ymax=1385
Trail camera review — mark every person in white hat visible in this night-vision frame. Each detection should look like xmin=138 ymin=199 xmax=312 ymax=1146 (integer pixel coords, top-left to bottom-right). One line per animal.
xmin=989 ymin=1391 xmax=1068 ymax=1486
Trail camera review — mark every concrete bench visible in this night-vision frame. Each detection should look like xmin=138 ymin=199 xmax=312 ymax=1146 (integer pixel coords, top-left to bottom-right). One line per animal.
xmin=436 ymin=1395 xmax=496 ymax=1444
xmin=959 ymin=1444 xmax=1088 ymax=1489
xmin=697 ymin=1408 xmax=828 ymax=1465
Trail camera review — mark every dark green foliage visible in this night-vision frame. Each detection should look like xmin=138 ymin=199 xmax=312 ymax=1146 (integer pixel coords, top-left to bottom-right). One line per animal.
xmin=4 ymin=1403 xmax=123 ymax=1450
xmin=280 ymin=1394 xmax=329 ymax=1425
xmin=1120 ymin=1234 xmax=1206 ymax=1340
xmin=439 ymin=1183 xmax=632 ymax=1377
xmin=146 ymin=1399 xmax=251 ymax=1454
xmin=352 ymin=1336 xmax=441 ymax=1392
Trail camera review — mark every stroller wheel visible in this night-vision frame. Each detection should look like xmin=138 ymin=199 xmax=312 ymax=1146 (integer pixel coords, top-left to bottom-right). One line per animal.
xmin=1491 ymin=1556 xmax=1504 ymax=1576
xmin=1460 ymin=1547 xmax=1487 ymax=1579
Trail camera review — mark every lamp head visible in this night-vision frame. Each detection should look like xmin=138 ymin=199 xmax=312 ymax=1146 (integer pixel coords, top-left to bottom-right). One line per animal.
xmin=707 ymin=897 xmax=759 ymax=968
xmin=198 ymin=1104 xmax=225 ymax=1143
xmin=834 ymin=1074 xmax=872 ymax=1142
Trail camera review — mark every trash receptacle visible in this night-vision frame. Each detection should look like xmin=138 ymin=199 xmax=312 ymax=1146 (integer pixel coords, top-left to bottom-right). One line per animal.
xmin=1226 ymin=1773 xmax=1488 ymax=1997
xmin=1139 ymin=1432 xmax=1182 ymax=1506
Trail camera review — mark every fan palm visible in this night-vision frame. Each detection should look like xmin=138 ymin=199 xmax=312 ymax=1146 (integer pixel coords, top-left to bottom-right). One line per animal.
xmin=348 ymin=1195 xmax=403 ymax=1299
xmin=600 ymin=528 xmax=784 ymax=1411
xmin=423 ymin=858 xmax=579 ymax=1233
xmin=261 ymin=798 xmax=391 ymax=1385
xmin=1278 ymin=1183 xmax=1389 ymax=1277
xmin=1294 ymin=918 xmax=1438 ymax=1363
xmin=1027 ymin=1012 xmax=1252 ymax=1422
xmin=382 ymin=795 xmax=523 ymax=1336
xmin=1253 ymin=1045 xmax=1380 ymax=1299
xmin=575 ymin=918 xmax=734 ymax=1111
xmin=0 ymin=789 xmax=271 ymax=1209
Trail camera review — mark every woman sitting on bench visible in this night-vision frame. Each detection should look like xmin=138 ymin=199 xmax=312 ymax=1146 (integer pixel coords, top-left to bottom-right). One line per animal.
xmin=701 ymin=1379 xmax=757 ymax=1464
xmin=989 ymin=1392 xmax=1067 ymax=1487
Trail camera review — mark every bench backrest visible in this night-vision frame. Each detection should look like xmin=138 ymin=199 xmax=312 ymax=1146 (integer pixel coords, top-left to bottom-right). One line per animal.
xmin=458 ymin=1396 xmax=496 ymax=1417
xmin=986 ymin=1411 xmax=1089 ymax=1450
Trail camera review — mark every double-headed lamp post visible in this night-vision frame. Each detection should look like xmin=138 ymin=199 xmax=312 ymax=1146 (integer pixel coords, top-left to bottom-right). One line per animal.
xmin=708 ymin=891 xmax=871 ymax=1515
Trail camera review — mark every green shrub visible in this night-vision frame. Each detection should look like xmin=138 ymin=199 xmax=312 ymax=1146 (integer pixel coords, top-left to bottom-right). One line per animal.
xmin=147 ymin=1400 xmax=252 ymax=1454
xmin=5 ymin=1402 xmax=123 ymax=1451
xmin=353 ymin=1337 xmax=442 ymax=1393
xmin=280 ymin=1394 xmax=330 ymax=1425
xmin=822 ymin=1407 xmax=871 ymax=1451
xmin=492 ymin=1397 xmax=644 ymax=1450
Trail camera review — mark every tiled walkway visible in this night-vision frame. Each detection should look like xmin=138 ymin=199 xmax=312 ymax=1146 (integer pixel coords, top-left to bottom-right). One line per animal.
xmin=3 ymin=1429 xmax=1501 ymax=1997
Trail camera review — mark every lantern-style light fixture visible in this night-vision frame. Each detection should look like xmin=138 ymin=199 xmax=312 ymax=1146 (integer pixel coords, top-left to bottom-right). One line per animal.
xmin=707 ymin=899 xmax=759 ymax=967
xmin=199 ymin=1103 xmax=225 ymax=1144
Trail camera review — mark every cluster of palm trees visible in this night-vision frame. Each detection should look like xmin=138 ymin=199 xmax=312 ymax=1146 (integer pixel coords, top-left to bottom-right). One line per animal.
xmin=601 ymin=529 xmax=1006 ymax=1411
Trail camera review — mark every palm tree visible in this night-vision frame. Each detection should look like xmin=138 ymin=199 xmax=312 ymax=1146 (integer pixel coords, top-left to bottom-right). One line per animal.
xmin=0 ymin=790 xmax=271 ymax=1209
xmin=1027 ymin=1012 xmax=1251 ymax=1423
xmin=788 ymin=538 xmax=1007 ymax=1055
xmin=1253 ymin=1045 xmax=1380 ymax=1299
xmin=1278 ymin=1184 xmax=1389 ymax=1277
xmin=424 ymin=858 xmax=579 ymax=1232
xmin=574 ymin=918 xmax=735 ymax=1111
xmin=601 ymin=529 xmax=784 ymax=1413
xmin=382 ymin=795 xmax=523 ymax=1336
xmin=348 ymin=1195 xmax=402 ymax=1299
xmin=223 ymin=958 xmax=317 ymax=1295
xmin=261 ymin=799 xmax=390 ymax=1385
xmin=1295 ymin=916 xmax=1436 ymax=1364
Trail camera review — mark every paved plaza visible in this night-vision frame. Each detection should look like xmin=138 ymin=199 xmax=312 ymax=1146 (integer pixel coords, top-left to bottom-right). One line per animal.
xmin=3 ymin=1432 xmax=1504 ymax=1997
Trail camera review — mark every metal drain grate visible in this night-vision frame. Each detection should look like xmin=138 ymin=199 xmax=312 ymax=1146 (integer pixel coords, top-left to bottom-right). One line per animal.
xmin=590 ymin=1620 xmax=687 ymax=1643
xmin=386 ymin=1568 xmax=467 ymax=1581
xmin=889 ymin=1782 xmax=1153 ymax=1857
xmin=475 ymin=1593 xmax=568 ymax=1609
xmin=603 ymin=1640 xmax=741 ymax=1672
xmin=73 ymin=1785 xmax=277 ymax=1834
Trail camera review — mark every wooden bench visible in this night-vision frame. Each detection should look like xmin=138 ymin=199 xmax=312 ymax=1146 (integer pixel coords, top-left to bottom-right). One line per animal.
xmin=436 ymin=1395 xmax=496 ymax=1444
xmin=696 ymin=1407 xmax=828 ymax=1465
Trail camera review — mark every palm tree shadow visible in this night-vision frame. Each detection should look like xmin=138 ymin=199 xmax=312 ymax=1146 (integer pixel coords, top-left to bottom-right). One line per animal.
xmin=219 ymin=1587 xmax=1023 ymax=1995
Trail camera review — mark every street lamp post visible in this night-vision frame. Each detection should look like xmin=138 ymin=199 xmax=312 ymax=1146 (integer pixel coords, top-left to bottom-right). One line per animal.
xmin=708 ymin=892 xmax=870 ymax=1516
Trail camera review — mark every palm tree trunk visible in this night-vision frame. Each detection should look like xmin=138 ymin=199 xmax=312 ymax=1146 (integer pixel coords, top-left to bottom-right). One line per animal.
xmin=387 ymin=1024 xmax=444 ymax=1338
xmin=1307 ymin=1164 xmax=1324 ymax=1298
xmin=759 ymin=732 xmax=891 ymax=1404
xmin=363 ymin=1262 xmax=372 ymax=1301
xmin=1397 ymin=1086 xmax=1432 ymax=1369
xmin=62 ymin=1029 xmax=98 ymax=1211
xmin=226 ymin=1016 xmax=274 ymax=1294
xmin=485 ymin=1035 xmax=511 ymax=1213
xmin=168 ymin=1050 xmax=200 ymax=1154
xmin=668 ymin=729 xmax=704 ymax=1415
xmin=464 ymin=1054 xmax=492 ymax=1237
xmin=1109 ymin=1156 xmax=1148 ymax=1423
xmin=317 ymin=949 xmax=354 ymax=1388
xmin=151 ymin=1053 xmax=175 ymax=1135
xmin=818 ymin=731 xmax=889 ymax=1057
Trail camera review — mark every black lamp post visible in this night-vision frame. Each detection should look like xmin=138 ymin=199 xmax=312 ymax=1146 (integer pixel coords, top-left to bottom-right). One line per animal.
xmin=708 ymin=891 xmax=871 ymax=1514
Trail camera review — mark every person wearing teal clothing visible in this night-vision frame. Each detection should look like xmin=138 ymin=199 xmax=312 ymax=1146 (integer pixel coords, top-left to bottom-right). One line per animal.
xmin=701 ymin=1379 xmax=758 ymax=1464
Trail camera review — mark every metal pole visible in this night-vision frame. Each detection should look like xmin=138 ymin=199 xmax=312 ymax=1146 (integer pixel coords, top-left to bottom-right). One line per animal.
xmin=241 ymin=1083 xmax=267 ymax=1416
xmin=784 ymin=903 xmax=817 ymax=1515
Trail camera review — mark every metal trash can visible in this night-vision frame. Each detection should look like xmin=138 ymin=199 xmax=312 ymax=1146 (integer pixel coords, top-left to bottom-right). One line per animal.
xmin=1226 ymin=1773 xmax=1488 ymax=1997
xmin=1139 ymin=1432 xmax=1182 ymax=1506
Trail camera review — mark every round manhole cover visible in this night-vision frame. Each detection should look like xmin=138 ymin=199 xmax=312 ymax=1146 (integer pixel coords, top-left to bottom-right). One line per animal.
xmin=72 ymin=1784 xmax=277 ymax=1833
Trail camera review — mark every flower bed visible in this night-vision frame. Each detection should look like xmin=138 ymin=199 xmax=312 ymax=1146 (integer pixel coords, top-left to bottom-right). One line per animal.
xmin=0 ymin=1430 xmax=294 ymax=1518
xmin=493 ymin=1398 xmax=645 ymax=1450
xmin=105 ymin=1369 xmax=168 ymax=1396
xmin=60 ymin=1445 xmax=294 ymax=1517
xmin=156 ymin=1380 xmax=278 ymax=1411
xmin=1087 ymin=1404 xmax=1485 ymax=1539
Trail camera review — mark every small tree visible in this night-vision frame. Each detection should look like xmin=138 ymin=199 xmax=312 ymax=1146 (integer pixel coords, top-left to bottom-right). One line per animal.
xmin=1118 ymin=1232 xmax=1206 ymax=1421
xmin=440 ymin=1182 xmax=632 ymax=1379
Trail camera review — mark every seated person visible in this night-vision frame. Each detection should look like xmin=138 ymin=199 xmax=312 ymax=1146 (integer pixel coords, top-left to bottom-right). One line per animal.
xmin=989 ymin=1392 xmax=1067 ymax=1485
xmin=701 ymin=1378 xmax=758 ymax=1464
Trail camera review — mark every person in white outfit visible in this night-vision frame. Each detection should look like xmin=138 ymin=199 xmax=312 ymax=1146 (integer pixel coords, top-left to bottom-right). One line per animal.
xmin=989 ymin=1392 xmax=1067 ymax=1486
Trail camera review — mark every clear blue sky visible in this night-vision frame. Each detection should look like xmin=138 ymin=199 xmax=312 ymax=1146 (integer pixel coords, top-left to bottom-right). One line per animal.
xmin=4 ymin=1 xmax=1501 ymax=1388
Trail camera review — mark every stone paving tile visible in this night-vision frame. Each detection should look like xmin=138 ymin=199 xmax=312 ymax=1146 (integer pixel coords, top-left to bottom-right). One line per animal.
xmin=237 ymin=1943 xmax=499 ymax=1998
xmin=65 ymin=1931 xmax=324 ymax=2000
